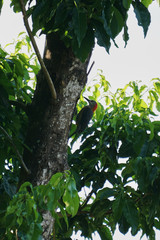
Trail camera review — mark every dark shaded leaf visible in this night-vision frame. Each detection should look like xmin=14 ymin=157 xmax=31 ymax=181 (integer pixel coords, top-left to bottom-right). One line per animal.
xmin=123 ymin=0 xmax=132 ymax=9
xmin=132 ymin=0 xmax=151 ymax=37
xmin=93 ymin=20 xmax=111 ymax=53
xmin=72 ymin=7 xmax=87 ymax=47
xmin=98 ymin=225 xmax=113 ymax=240
xmin=119 ymin=215 xmax=130 ymax=234
xmin=123 ymin=199 xmax=139 ymax=234
xmin=72 ymin=26 xmax=95 ymax=62
xmin=112 ymin=194 xmax=124 ymax=222
xmin=0 ymin=0 xmax=3 ymax=14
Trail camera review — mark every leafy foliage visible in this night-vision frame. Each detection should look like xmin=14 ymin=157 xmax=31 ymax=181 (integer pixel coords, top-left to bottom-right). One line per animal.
xmin=0 ymin=33 xmax=39 ymax=176
xmin=0 ymin=1 xmax=160 ymax=240
xmin=9 ymin=0 xmax=152 ymax=61
xmin=68 ymin=75 xmax=160 ymax=239
xmin=1 ymin=38 xmax=160 ymax=238
xmin=0 ymin=172 xmax=79 ymax=239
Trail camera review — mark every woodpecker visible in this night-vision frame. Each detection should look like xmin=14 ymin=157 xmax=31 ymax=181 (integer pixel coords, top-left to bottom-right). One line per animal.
xmin=70 ymin=97 xmax=98 ymax=138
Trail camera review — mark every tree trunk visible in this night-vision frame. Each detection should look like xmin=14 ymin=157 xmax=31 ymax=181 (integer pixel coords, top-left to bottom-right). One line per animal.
xmin=21 ymin=33 xmax=91 ymax=238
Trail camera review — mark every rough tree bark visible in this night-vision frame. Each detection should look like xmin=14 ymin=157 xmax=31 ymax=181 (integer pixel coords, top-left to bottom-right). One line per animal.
xmin=20 ymin=33 xmax=92 ymax=239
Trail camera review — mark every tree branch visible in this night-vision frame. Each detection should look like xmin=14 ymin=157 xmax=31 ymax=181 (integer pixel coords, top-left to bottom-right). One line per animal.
xmin=18 ymin=0 xmax=57 ymax=100
xmin=80 ymin=189 xmax=94 ymax=210
xmin=87 ymin=61 xmax=95 ymax=76
xmin=0 ymin=126 xmax=31 ymax=174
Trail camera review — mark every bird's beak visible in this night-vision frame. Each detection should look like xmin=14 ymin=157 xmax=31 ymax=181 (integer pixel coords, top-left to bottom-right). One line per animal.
xmin=84 ymin=97 xmax=90 ymax=102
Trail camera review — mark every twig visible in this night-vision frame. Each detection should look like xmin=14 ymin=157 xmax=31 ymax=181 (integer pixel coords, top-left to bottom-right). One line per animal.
xmin=80 ymin=189 xmax=94 ymax=210
xmin=0 ymin=126 xmax=30 ymax=174
xmin=87 ymin=61 xmax=95 ymax=76
xmin=18 ymin=0 xmax=57 ymax=100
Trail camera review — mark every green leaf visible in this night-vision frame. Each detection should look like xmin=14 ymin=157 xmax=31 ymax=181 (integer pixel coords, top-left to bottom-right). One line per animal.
xmin=72 ymin=7 xmax=87 ymax=47
xmin=21 ymin=89 xmax=32 ymax=103
xmin=156 ymin=102 xmax=160 ymax=112
xmin=123 ymin=0 xmax=132 ymax=9
xmin=119 ymin=215 xmax=130 ymax=234
xmin=17 ymin=216 xmax=23 ymax=226
xmin=154 ymin=82 xmax=160 ymax=95
xmin=30 ymin=223 xmax=42 ymax=240
xmin=54 ymin=2 xmax=68 ymax=27
xmin=0 ymin=0 xmax=3 ymax=14
xmin=32 ymin=1 xmax=46 ymax=35
xmin=72 ymin=26 xmax=95 ymax=62
xmin=94 ymin=20 xmax=111 ymax=53
xmin=110 ymin=7 xmax=124 ymax=38
xmin=57 ymin=202 xmax=69 ymax=229
xmin=148 ymin=120 xmax=154 ymax=141
xmin=132 ymin=0 xmax=151 ymax=37
xmin=12 ymin=58 xmax=24 ymax=77
xmin=63 ymin=177 xmax=79 ymax=217
xmin=0 ymin=150 xmax=5 ymax=174
xmin=10 ymin=0 xmax=27 ymax=13
xmin=30 ymin=64 xmax=40 ymax=75
xmin=133 ymin=129 xmax=146 ymax=156
xmin=98 ymin=225 xmax=113 ymax=240
xmin=142 ymin=0 xmax=153 ymax=8
xmin=118 ymin=139 xmax=134 ymax=158
xmin=139 ymin=99 xmax=148 ymax=108
xmin=123 ymin=24 xmax=129 ymax=47
xmin=25 ymin=222 xmax=42 ymax=240
xmin=96 ymin=187 xmax=115 ymax=200
xmin=49 ymin=172 xmax=63 ymax=187
xmin=112 ymin=194 xmax=124 ymax=222
xmin=3 ymin=175 xmax=17 ymax=198
xmin=123 ymin=199 xmax=138 ymax=234
xmin=19 ymin=181 xmax=33 ymax=192
xmin=0 ymin=46 xmax=7 ymax=57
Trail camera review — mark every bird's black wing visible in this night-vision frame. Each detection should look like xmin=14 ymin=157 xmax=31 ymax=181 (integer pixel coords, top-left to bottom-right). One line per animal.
xmin=76 ymin=106 xmax=93 ymax=133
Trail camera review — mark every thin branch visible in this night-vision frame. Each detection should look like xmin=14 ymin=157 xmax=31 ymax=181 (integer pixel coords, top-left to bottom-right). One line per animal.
xmin=80 ymin=189 xmax=94 ymax=210
xmin=0 ymin=126 xmax=31 ymax=174
xmin=18 ymin=0 xmax=57 ymax=100
xmin=87 ymin=61 xmax=95 ymax=76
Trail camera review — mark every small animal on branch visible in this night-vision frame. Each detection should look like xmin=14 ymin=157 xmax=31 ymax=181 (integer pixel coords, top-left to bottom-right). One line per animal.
xmin=70 ymin=97 xmax=98 ymax=138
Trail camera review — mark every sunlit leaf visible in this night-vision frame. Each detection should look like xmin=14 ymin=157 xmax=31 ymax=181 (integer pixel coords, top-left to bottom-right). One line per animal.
xmin=63 ymin=177 xmax=79 ymax=216
xmin=142 ymin=0 xmax=153 ymax=8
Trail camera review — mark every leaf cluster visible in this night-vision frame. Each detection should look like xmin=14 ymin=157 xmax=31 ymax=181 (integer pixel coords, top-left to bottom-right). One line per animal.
xmin=1 ymin=54 xmax=160 ymax=239
xmin=0 ymin=34 xmax=39 ymax=186
xmin=67 ymin=77 xmax=160 ymax=240
xmin=8 ymin=0 xmax=152 ymax=62
xmin=0 ymin=172 xmax=79 ymax=239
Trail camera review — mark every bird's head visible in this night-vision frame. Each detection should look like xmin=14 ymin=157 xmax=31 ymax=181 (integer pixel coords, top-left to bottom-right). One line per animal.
xmin=84 ymin=97 xmax=98 ymax=112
